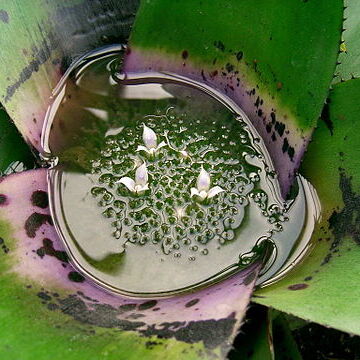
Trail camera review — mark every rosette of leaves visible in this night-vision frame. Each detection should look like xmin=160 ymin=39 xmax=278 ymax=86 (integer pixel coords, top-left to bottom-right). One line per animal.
xmin=0 ymin=0 xmax=360 ymax=359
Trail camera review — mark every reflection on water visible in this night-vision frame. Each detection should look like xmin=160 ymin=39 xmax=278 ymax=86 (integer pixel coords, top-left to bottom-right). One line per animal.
xmin=41 ymin=45 xmax=320 ymax=297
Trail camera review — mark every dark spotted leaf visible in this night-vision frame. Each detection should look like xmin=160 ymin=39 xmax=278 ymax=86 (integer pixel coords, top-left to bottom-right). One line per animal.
xmin=0 ymin=0 xmax=139 ymax=150
xmin=0 ymin=169 xmax=261 ymax=359
xmin=125 ymin=0 xmax=343 ymax=196
xmin=254 ymin=78 xmax=360 ymax=336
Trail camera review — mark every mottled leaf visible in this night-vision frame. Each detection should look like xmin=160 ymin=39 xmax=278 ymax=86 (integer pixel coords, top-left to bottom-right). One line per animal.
xmin=0 ymin=0 xmax=139 ymax=150
xmin=254 ymin=78 xmax=360 ymax=336
xmin=125 ymin=0 xmax=343 ymax=196
xmin=0 ymin=169 xmax=261 ymax=359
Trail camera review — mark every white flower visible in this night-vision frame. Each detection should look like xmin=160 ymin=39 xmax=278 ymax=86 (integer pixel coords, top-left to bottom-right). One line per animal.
xmin=175 ymin=207 xmax=186 ymax=219
xmin=191 ymin=167 xmax=225 ymax=202
xmin=117 ymin=163 xmax=149 ymax=194
xmin=136 ymin=124 xmax=167 ymax=156
xmin=179 ymin=150 xmax=189 ymax=158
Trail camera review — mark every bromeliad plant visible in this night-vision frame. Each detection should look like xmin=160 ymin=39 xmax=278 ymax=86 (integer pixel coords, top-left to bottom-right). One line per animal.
xmin=0 ymin=0 xmax=360 ymax=359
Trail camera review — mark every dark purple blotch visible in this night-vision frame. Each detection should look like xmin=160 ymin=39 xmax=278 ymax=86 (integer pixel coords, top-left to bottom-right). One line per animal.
xmin=243 ymin=271 xmax=257 ymax=286
xmin=35 ymin=288 xmax=238 ymax=351
xmin=0 ymin=237 xmax=9 ymax=254
xmin=141 ymin=312 xmax=237 ymax=349
xmin=36 ymin=238 xmax=68 ymax=263
xmin=288 ymin=283 xmax=308 ymax=291
xmin=119 ymin=303 xmax=137 ymax=313
xmin=324 ymin=169 xmax=360 ymax=267
xmin=185 ymin=299 xmax=200 ymax=308
xmin=0 ymin=194 xmax=8 ymax=206
xmin=138 ymin=300 xmax=158 ymax=311
xmin=37 ymin=291 xmax=52 ymax=301
xmin=68 ymin=271 xmax=85 ymax=283
xmin=0 ymin=10 xmax=9 ymax=23
xmin=25 ymin=213 xmax=53 ymax=238
xmin=31 ymin=190 xmax=49 ymax=209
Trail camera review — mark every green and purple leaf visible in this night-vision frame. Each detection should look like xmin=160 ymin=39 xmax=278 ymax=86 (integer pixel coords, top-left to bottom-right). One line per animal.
xmin=0 ymin=0 xmax=357 ymax=356
xmin=0 ymin=0 xmax=139 ymax=151
xmin=254 ymin=78 xmax=360 ymax=336
xmin=124 ymin=0 xmax=343 ymax=196
xmin=0 ymin=168 xmax=261 ymax=359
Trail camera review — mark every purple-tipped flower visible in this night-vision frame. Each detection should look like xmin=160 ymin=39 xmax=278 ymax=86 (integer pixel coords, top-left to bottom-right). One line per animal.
xmin=191 ymin=167 xmax=225 ymax=202
xmin=137 ymin=124 xmax=167 ymax=157
xmin=117 ymin=162 xmax=149 ymax=194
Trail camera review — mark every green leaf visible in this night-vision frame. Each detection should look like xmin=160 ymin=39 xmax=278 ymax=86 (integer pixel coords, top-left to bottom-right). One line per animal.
xmin=230 ymin=305 xmax=274 ymax=360
xmin=272 ymin=313 xmax=302 ymax=360
xmin=0 ymin=107 xmax=34 ymax=174
xmin=333 ymin=0 xmax=360 ymax=83
xmin=125 ymin=0 xmax=343 ymax=195
xmin=254 ymin=78 xmax=360 ymax=336
xmin=0 ymin=0 xmax=139 ymax=151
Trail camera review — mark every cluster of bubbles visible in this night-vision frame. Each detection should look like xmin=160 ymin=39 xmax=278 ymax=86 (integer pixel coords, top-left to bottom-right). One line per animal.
xmin=90 ymin=109 xmax=287 ymax=260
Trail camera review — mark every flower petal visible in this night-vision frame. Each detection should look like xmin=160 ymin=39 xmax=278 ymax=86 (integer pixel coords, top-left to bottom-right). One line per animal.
xmin=190 ymin=187 xmax=200 ymax=198
xmin=135 ymin=162 xmax=148 ymax=186
xmin=197 ymin=167 xmax=211 ymax=191
xmin=143 ymin=124 xmax=157 ymax=149
xmin=136 ymin=183 xmax=149 ymax=193
xmin=156 ymin=141 xmax=167 ymax=150
xmin=207 ymin=186 xmax=225 ymax=199
xmin=136 ymin=145 xmax=150 ymax=154
xmin=117 ymin=177 xmax=136 ymax=192
xmin=199 ymin=190 xmax=208 ymax=201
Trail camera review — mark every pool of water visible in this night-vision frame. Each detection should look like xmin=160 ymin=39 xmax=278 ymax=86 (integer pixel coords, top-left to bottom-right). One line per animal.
xmin=41 ymin=45 xmax=320 ymax=297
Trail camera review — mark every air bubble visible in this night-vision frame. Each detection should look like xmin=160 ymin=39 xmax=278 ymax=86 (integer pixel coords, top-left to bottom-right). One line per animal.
xmin=189 ymin=245 xmax=198 ymax=252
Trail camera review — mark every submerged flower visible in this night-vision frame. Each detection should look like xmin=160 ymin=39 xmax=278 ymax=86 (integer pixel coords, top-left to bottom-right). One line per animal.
xmin=179 ymin=150 xmax=189 ymax=158
xmin=117 ymin=162 xmax=149 ymax=194
xmin=136 ymin=124 xmax=167 ymax=157
xmin=191 ymin=167 xmax=225 ymax=202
